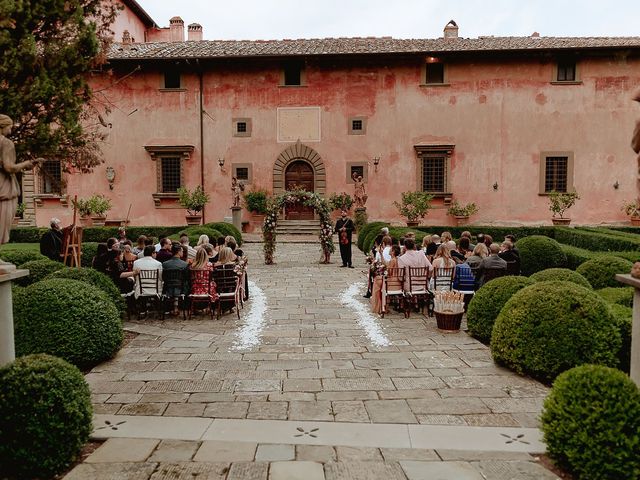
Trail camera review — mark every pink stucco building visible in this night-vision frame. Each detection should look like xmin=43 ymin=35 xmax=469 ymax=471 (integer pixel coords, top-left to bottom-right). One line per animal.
xmin=20 ymin=0 xmax=640 ymax=228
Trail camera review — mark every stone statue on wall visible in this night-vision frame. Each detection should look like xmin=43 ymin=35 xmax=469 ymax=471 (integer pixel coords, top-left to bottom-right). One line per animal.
xmin=352 ymin=171 xmax=367 ymax=208
xmin=231 ymin=176 xmax=244 ymax=208
xmin=0 ymin=115 xmax=40 ymax=269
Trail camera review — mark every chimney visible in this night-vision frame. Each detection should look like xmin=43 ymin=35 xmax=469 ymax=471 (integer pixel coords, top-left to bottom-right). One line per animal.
xmin=169 ymin=16 xmax=184 ymax=42
xmin=122 ymin=30 xmax=132 ymax=44
xmin=443 ymin=20 xmax=459 ymax=39
xmin=188 ymin=23 xmax=203 ymax=41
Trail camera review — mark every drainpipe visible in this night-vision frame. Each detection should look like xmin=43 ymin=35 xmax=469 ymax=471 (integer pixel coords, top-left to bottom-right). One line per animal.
xmin=198 ymin=65 xmax=205 ymax=223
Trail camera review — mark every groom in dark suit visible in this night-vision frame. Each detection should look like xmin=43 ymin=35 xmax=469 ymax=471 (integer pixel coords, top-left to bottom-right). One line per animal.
xmin=334 ymin=209 xmax=355 ymax=268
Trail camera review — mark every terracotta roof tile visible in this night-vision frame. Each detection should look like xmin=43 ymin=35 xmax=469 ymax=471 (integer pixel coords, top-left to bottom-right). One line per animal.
xmin=107 ymin=36 xmax=640 ymax=60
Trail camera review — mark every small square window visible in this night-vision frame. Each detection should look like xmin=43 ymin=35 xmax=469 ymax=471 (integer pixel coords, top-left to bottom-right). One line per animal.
xmin=236 ymin=167 xmax=249 ymax=181
xmin=236 ymin=122 xmax=247 ymax=133
xmin=557 ymin=60 xmax=576 ymax=82
xmin=233 ymin=118 xmax=252 ymax=137
xmin=348 ymin=116 xmax=367 ymax=135
xmin=426 ymin=63 xmax=445 ymax=84
xmin=283 ymin=61 xmax=303 ymax=86
xmin=352 ymin=120 xmax=363 ymax=131
xmin=164 ymin=71 xmax=181 ymax=89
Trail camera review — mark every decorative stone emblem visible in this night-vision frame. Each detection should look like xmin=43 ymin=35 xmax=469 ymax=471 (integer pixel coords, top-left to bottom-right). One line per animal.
xmin=294 ymin=426 xmax=319 ymax=438
xmin=95 ymin=419 xmax=127 ymax=431
xmin=500 ymin=433 xmax=530 ymax=445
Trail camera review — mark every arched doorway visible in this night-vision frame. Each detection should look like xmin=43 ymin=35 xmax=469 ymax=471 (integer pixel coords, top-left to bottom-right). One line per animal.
xmin=284 ymin=160 xmax=314 ymax=219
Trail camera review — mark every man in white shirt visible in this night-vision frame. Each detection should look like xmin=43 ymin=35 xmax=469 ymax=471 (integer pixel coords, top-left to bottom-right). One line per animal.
xmin=180 ymin=234 xmax=197 ymax=260
xmin=132 ymin=245 xmax=163 ymax=296
xmin=398 ymin=238 xmax=433 ymax=289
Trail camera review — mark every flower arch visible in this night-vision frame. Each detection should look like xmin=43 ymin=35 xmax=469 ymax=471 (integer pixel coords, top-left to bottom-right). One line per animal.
xmin=263 ymin=189 xmax=335 ymax=265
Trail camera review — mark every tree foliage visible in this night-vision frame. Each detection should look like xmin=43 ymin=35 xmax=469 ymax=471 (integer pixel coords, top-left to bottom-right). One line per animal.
xmin=0 ymin=0 xmax=119 ymax=171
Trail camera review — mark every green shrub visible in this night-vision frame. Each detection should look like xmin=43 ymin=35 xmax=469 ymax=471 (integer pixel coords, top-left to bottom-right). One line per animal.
xmin=541 ymin=365 xmax=640 ymax=480
xmin=515 ymin=235 xmax=567 ymax=276
xmin=354 ymin=208 xmax=368 ymax=233
xmin=467 ymin=276 xmax=535 ymax=344
xmin=0 ymin=248 xmax=46 ymax=266
xmin=596 ymin=287 xmax=634 ymax=307
xmin=530 ymin=268 xmax=592 ymax=288
xmin=555 ymin=227 xmax=640 ymax=252
xmin=576 ymin=255 xmax=634 ymax=289
xmin=363 ymin=226 xmax=387 ymax=254
xmin=560 ymin=244 xmax=596 ymax=270
xmin=206 ymin=222 xmax=243 ymax=246
xmin=81 ymin=242 xmax=99 ymax=268
xmin=606 ymin=250 xmax=640 ymax=263
xmin=0 ymin=354 xmax=93 ymax=479
xmin=46 ymin=267 xmax=125 ymax=314
xmin=15 ymin=258 xmax=65 ymax=286
xmin=7 ymin=227 xmax=48 ymax=243
xmin=491 ymin=281 xmax=621 ymax=383
xmin=14 ymin=279 xmax=123 ymax=368
xmin=609 ymin=304 xmax=632 ymax=373
xmin=357 ymin=222 xmax=386 ymax=251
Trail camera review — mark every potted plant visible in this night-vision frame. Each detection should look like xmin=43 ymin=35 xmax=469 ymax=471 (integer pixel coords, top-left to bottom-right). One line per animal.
xmin=328 ymin=192 xmax=354 ymax=212
xmin=393 ymin=191 xmax=434 ymax=227
xmin=243 ymin=189 xmax=269 ymax=216
xmin=87 ymin=194 xmax=112 ymax=226
xmin=548 ymin=190 xmax=579 ymax=225
xmin=12 ymin=202 xmax=25 ymax=225
xmin=72 ymin=197 xmax=93 ymax=226
xmin=621 ymin=199 xmax=640 ymax=226
xmin=177 ymin=185 xmax=210 ymax=225
xmin=447 ymin=200 xmax=478 ymax=225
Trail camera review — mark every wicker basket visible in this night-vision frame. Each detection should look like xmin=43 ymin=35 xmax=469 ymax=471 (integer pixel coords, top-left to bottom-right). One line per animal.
xmin=435 ymin=310 xmax=463 ymax=331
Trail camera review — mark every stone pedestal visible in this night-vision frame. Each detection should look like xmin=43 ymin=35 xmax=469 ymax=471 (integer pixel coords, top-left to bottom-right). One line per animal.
xmin=615 ymin=274 xmax=640 ymax=386
xmin=0 ymin=268 xmax=29 ymax=367
xmin=231 ymin=206 xmax=242 ymax=232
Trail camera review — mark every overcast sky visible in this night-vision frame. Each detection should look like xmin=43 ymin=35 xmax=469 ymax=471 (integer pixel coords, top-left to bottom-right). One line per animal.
xmin=138 ymin=0 xmax=640 ymax=41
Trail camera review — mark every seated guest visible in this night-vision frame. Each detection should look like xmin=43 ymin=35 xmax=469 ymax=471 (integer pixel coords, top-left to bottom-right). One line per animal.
xmin=499 ymin=240 xmax=520 ymax=274
xmin=216 ymin=236 xmax=226 ymax=251
xmin=133 ymin=235 xmax=147 ymax=256
xmin=458 ymin=237 xmax=473 ymax=259
xmin=164 ymin=243 xmax=188 ymax=272
xmin=226 ymin=236 xmax=243 ymax=258
xmin=214 ymin=246 xmax=236 ymax=267
xmin=190 ymin=248 xmax=217 ymax=298
xmin=483 ymin=234 xmax=494 ymax=250
xmin=432 ymin=244 xmax=456 ymax=270
xmin=163 ymin=243 xmax=189 ymax=313
xmin=477 ymin=243 xmax=507 ymax=287
xmin=380 ymin=226 xmax=390 ymax=237
xmin=122 ymin=242 xmax=138 ymax=270
xmin=440 ymin=231 xmax=453 ymax=244
xmin=426 ymin=234 xmax=440 ymax=256
xmin=155 ymin=238 xmax=173 ymax=263
xmin=203 ymin=243 xmax=216 ymax=263
xmin=378 ymin=236 xmax=392 ymax=264
xmin=154 ymin=236 xmax=165 ymax=253
xmin=466 ymin=243 xmax=488 ymax=271
xmin=179 ymin=234 xmax=197 ymax=260
xmin=505 ymin=234 xmax=520 ymax=257
xmin=476 ymin=233 xmax=485 ymax=248
xmin=132 ymin=245 xmax=163 ymax=295
xmin=40 ymin=217 xmax=63 ymax=261
xmin=421 ymin=235 xmax=433 ymax=255
xmin=197 ymin=234 xmax=209 ymax=248
xmin=453 ymin=262 xmax=476 ymax=291
xmin=460 ymin=231 xmax=475 ymax=250
xmin=92 ymin=243 xmax=109 ymax=272
xmin=371 ymin=245 xmax=402 ymax=314
xmin=445 ymin=240 xmax=465 ymax=264
xmin=398 ymin=238 xmax=433 ymax=289
xmin=138 ymin=236 xmax=155 ymax=259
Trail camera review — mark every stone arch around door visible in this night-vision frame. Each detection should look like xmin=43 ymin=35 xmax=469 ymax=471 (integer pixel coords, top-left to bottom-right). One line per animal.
xmin=273 ymin=141 xmax=326 ymax=196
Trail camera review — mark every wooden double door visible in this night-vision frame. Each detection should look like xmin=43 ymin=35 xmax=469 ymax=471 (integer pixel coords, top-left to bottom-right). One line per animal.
xmin=284 ymin=160 xmax=314 ymax=220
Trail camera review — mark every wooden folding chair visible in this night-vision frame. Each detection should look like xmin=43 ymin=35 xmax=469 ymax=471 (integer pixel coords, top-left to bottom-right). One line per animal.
xmin=134 ymin=269 xmax=162 ymax=319
xmin=162 ymin=268 xmax=187 ymax=320
xmin=212 ymin=264 xmax=240 ymax=319
xmin=381 ymin=267 xmax=405 ymax=318
xmin=480 ymin=267 xmax=507 ymax=287
xmin=433 ymin=267 xmax=455 ymax=291
xmin=405 ymin=267 xmax=431 ymax=318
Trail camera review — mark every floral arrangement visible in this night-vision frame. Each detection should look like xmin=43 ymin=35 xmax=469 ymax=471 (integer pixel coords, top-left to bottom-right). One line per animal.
xmin=328 ymin=192 xmax=354 ymax=211
xmin=234 ymin=256 xmax=248 ymax=277
xmin=262 ymin=189 xmax=335 ymax=264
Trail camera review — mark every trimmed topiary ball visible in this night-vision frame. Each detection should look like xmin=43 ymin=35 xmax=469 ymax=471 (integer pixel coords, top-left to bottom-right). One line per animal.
xmin=515 ymin=235 xmax=566 ymax=276
xmin=14 ymin=278 xmax=123 ymax=368
xmin=530 ymin=268 xmax=592 ymax=288
xmin=466 ymin=276 xmax=535 ymax=344
xmin=491 ymin=281 xmax=621 ymax=383
xmin=46 ymin=267 xmax=125 ymax=314
xmin=0 ymin=249 xmax=47 ymax=266
xmin=596 ymin=286 xmax=634 ymax=307
xmin=0 ymin=354 xmax=93 ymax=479
xmin=206 ymin=222 xmax=243 ymax=246
xmin=15 ymin=258 xmax=65 ymax=286
xmin=541 ymin=365 xmax=640 ymax=480
xmin=171 ymin=226 xmax=223 ymax=247
xmin=577 ymin=256 xmax=634 ymax=289
xmin=609 ymin=304 xmax=632 ymax=373
xmin=81 ymin=242 xmax=99 ymax=268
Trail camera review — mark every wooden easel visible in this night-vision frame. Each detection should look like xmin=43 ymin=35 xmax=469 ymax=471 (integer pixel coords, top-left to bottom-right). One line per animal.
xmin=62 ymin=195 xmax=83 ymax=268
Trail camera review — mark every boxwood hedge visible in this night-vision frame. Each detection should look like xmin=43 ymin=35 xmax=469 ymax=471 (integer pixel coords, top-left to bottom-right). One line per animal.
xmin=16 ymin=258 xmax=65 ymax=286
xmin=0 ymin=354 xmax=93 ymax=479
xmin=357 ymin=222 xmax=387 ymax=252
xmin=609 ymin=304 xmax=632 ymax=373
xmin=515 ymin=235 xmax=567 ymax=276
xmin=530 ymin=268 xmax=592 ymax=288
xmin=491 ymin=281 xmax=621 ymax=383
xmin=576 ymin=256 xmax=634 ymax=289
xmin=555 ymin=227 xmax=640 ymax=252
xmin=466 ymin=276 xmax=535 ymax=344
xmin=170 ymin=226 xmax=223 ymax=247
xmin=205 ymin=222 xmax=243 ymax=246
xmin=0 ymin=248 xmax=47 ymax=266
xmin=46 ymin=267 xmax=126 ymax=314
xmin=541 ymin=365 xmax=640 ymax=480
xmin=596 ymin=287 xmax=634 ymax=307
xmin=13 ymin=279 xmax=123 ymax=368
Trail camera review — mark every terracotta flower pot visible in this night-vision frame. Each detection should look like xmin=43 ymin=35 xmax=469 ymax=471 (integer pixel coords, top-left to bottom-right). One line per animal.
xmin=79 ymin=215 xmax=93 ymax=227
xmin=454 ymin=215 xmax=469 ymax=226
xmin=631 ymin=216 xmax=640 ymax=227
xmin=185 ymin=214 xmax=202 ymax=226
xmin=406 ymin=221 xmax=420 ymax=227
xmin=91 ymin=215 xmax=106 ymax=226
xmin=551 ymin=217 xmax=571 ymax=226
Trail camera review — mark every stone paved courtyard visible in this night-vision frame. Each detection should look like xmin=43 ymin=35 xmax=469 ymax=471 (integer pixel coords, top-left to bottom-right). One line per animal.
xmin=67 ymin=242 xmax=557 ymax=479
